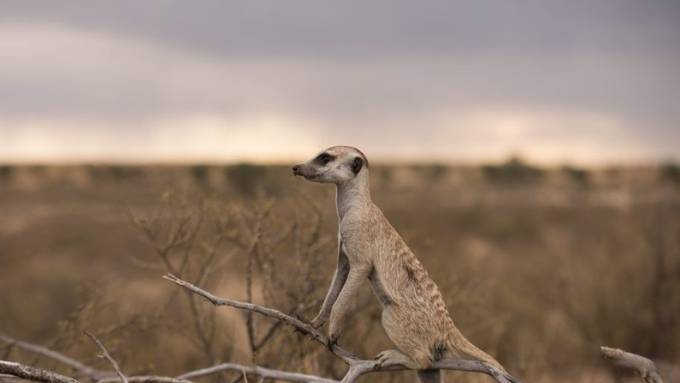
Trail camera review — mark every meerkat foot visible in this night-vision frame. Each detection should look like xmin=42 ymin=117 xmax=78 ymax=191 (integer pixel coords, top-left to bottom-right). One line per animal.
xmin=326 ymin=333 xmax=339 ymax=351
xmin=310 ymin=315 xmax=326 ymax=329
xmin=375 ymin=349 xmax=421 ymax=369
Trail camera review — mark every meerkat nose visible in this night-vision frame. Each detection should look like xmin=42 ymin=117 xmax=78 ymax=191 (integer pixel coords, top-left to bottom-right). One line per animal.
xmin=292 ymin=165 xmax=302 ymax=175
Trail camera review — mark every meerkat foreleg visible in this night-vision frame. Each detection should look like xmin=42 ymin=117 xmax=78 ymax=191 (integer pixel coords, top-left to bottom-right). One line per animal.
xmin=327 ymin=262 xmax=371 ymax=344
xmin=311 ymin=248 xmax=350 ymax=328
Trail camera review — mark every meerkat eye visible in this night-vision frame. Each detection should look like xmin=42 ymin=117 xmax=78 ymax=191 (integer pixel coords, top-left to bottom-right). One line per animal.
xmin=314 ymin=153 xmax=335 ymax=165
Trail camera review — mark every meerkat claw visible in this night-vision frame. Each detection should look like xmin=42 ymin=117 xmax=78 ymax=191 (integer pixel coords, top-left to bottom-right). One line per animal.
xmin=375 ymin=349 xmax=405 ymax=367
xmin=327 ymin=334 xmax=338 ymax=351
xmin=310 ymin=315 xmax=325 ymax=329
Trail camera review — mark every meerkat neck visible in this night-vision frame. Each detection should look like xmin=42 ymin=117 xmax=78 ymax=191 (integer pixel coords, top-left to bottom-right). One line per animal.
xmin=336 ymin=170 xmax=371 ymax=220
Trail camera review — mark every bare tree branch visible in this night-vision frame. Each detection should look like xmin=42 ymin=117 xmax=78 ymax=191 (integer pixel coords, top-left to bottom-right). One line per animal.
xmin=177 ymin=363 xmax=338 ymax=383
xmin=162 ymin=274 xmax=521 ymax=383
xmin=84 ymin=332 xmax=128 ymax=383
xmin=0 ymin=335 xmax=107 ymax=380
xmin=97 ymin=376 xmax=191 ymax=383
xmin=337 ymin=358 xmax=518 ymax=383
xmin=0 ymin=359 xmax=193 ymax=383
xmin=0 ymin=356 xmax=340 ymax=383
xmin=162 ymin=274 xmax=356 ymax=363
xmin=601 ymin=346 xmax=664 ymax=383
xmin=0 ymin=361 xmax=80 ymax=383
xmin=0 ymin=355 xmax=339 ymax=383
xmin=2 ymin=334 xmax=335 ymax=383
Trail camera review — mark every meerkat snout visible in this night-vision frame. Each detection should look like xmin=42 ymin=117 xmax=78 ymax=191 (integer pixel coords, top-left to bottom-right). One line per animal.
xmin=293 ymin=146 xmax=368 ymax=184
xmin=291 ymin=162 xmax=319 ymax=180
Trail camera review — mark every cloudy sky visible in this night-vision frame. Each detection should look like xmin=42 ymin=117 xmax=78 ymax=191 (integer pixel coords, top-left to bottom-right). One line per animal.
xmin=1 ymin=1 xmax=679 ymax=164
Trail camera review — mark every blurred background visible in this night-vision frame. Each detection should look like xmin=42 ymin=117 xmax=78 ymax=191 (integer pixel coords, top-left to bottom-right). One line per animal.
xmin=1 ymin=1 xmax=679 ymax=382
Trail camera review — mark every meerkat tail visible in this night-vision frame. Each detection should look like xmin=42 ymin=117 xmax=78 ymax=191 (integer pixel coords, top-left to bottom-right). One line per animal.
xmin=446 ymin=327 xmax=506 ymax=372
xmin=461 ymin=340 xmax=506 ymax=372
xmin=417 ymin=369 xmax=441 ymax=383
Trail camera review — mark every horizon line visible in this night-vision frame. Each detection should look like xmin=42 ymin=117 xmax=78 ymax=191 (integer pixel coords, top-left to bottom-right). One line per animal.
xmin=0 ymin=155 xmax=677 ymax=169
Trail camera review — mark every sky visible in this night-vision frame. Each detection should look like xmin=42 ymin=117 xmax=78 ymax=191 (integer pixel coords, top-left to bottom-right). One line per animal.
xmin=1 ymin=0 xmax=679 ymax=165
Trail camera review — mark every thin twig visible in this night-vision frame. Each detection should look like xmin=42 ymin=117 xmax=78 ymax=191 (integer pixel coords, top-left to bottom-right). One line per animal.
xmin=84 ymin=332 xmax=128 ymax=383
xmin=244 ymin=204 xmax=271 ymax=356
xmin=0 ymin=335 xmax=107 ymax=380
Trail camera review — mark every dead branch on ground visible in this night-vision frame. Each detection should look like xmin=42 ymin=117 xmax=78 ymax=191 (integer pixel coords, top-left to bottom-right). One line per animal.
xmin=2 ymin=332 xmax=343 ymax=383
xmin=601 ymin=346 xmax=664 ymax=383
xmin=0 ymin=360 xmax=80 ymax=383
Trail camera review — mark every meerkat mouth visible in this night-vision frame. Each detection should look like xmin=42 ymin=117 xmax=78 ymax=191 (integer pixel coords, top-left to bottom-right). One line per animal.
xmin=292 ymin=166 xmax=320 ymax=180
xmin=303 ymin=173 xmax=321 ymax=180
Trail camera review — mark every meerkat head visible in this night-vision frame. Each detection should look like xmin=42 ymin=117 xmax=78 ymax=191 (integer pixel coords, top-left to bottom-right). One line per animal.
xmin=293 ymin=146 xmax=368 ymax=184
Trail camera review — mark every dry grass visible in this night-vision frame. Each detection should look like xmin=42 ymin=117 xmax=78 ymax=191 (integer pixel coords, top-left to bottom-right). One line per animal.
xmin=1 ymin=161 xmax=679 ymax=382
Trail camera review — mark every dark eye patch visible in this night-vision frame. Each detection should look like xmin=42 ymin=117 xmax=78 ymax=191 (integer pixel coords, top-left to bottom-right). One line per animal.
xmin=314 ymin=152 xmax=335 ymax=165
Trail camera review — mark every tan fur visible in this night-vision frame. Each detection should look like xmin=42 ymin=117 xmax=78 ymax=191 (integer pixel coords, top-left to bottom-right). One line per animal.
xmin=293 ymin=146 xmax=505 ymax=375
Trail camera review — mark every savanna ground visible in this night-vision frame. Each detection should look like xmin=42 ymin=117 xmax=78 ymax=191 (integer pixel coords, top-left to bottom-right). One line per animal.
xmin=1 ymin=159 xmax=679 ymax=383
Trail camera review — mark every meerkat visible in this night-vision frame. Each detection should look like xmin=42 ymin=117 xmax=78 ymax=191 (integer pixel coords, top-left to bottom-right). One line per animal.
xmin=292 ymin=146 xmax=507 ymax=383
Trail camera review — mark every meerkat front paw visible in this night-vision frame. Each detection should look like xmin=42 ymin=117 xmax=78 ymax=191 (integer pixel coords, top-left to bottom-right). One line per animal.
xmin=327 ymin=331 xmax=339 ymax=350
xmin=375 ymin=349 xmax=410 ymax=368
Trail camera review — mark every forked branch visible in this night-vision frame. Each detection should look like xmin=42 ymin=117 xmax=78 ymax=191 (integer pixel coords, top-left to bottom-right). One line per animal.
xmin=162 ymin=273 xmax=521 ymax=383
xmin=0 ymin=273 xmax=518 ymax=383
xmin=161 ymin=273 xmax=356 ymax=362
xmin=1 ymin=336 xmax=339 ymax=383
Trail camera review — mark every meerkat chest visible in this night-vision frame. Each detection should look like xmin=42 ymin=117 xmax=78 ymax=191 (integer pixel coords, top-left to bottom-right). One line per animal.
xmin=338 ymin=230 xmax=364 ymax=263
xmin=338 ymin=217 xmax=374 ymax=263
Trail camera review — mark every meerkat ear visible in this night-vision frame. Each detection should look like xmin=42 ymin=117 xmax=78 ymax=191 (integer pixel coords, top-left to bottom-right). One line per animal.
xmin=351 ymin=157 xmax=364 ymax=174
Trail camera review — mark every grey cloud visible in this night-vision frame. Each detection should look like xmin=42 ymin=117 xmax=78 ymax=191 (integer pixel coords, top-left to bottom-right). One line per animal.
xmin=2 ymin=0 xmax=679 ymax=57
xmin=0 ymin=0 xmax=679 ymax=162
